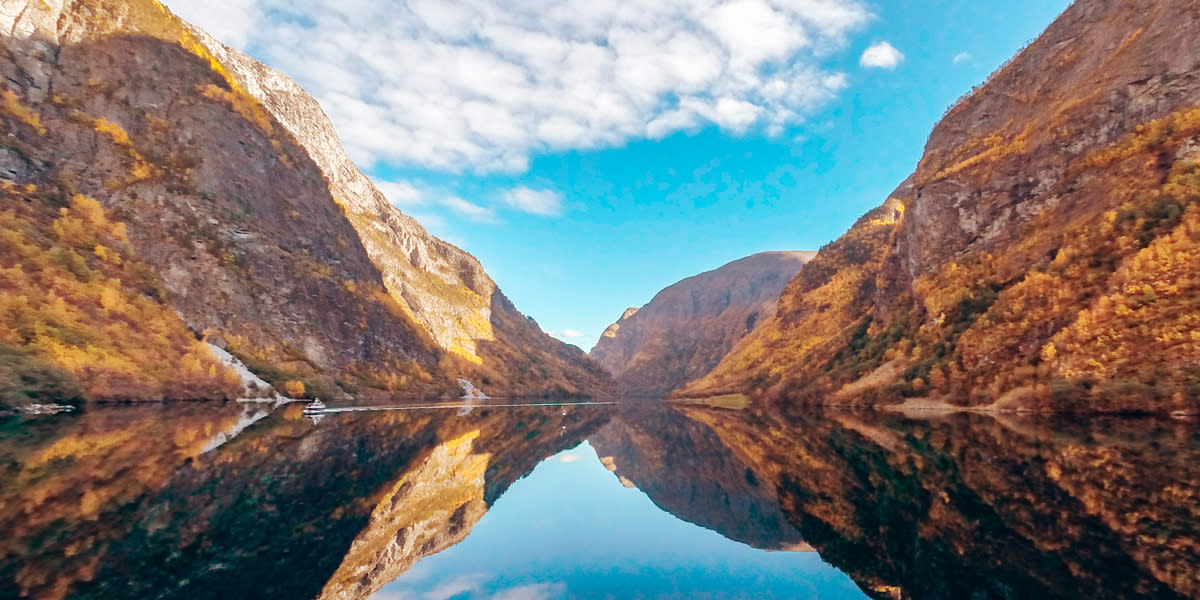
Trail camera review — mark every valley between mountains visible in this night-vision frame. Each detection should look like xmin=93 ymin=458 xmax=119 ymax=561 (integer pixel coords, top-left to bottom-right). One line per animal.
xmin=2 ymin=0 xmax=1199 ymax=415
xmin=3 ymin=2 xmax=1200 ymax=598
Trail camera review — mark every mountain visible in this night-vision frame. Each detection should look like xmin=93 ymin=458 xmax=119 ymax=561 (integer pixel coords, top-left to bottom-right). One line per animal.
xmin=588 ymin=400 xmax=808 ymax=550
xmin=187 ymin=26 xmax=611 ymax=399
xmin=681 ymin=0 xmax=1200 ymax=413
xmin=591 ymin=251 xmax=814 ymax=396
xmin=0 ymin=401 xmax=613 ymax=600
xmin=677 ymin=403 xmax=1200 ymax=600
xmin=0 ymin=0 xmax=610 ymax=404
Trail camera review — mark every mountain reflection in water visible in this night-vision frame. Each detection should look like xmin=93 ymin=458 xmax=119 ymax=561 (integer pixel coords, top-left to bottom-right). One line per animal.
xmin=1 ymin=399 xmax=1197 ymax=600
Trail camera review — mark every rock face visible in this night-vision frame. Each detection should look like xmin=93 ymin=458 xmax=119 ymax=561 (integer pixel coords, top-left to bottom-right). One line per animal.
xmin=679 ymin=404 xmax=1200 ymax=600
xmin=190 ymin=28 xmax=611 ymax=398
xmin=591 ymin=252 xmax=814 ymax=396
xmin=0 ymin=400 xmax=613 ymax=600
xmin=683 ymin=0 xmax=1200 ymax=413
xmin=589 ymin=400 xmax=807 ymax=550
xmin=0 ymin=0 xmax=610 ymax=400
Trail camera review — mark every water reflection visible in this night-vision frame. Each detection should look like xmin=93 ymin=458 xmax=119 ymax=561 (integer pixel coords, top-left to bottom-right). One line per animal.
xmin=2 ymin=399 xmax=1197 ymax=599
xmin=589 ymin=399 xmax=807 ymax=551
xmin=676 ymin=404 xmax=1200 ymax=600
xmin=375 ymin=440 xmax=864 ymax=600
xmin=0 ymin=400 xmax=612 ymax=600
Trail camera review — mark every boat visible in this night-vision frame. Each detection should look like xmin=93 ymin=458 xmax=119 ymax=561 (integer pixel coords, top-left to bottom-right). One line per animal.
xmin=302 ymin=399 xmax=326 ymax=414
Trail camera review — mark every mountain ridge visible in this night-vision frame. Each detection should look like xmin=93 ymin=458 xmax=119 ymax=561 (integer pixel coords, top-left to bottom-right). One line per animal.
xmin=185 ymin=20 xmax=612 ymax=398
xmin=680 ymin=0 xmax=1200 ymax=413
xmin=0 ymin=0 xmax=611 ymax=403
xmin=591 ymin=251 xmax=813 ymax=396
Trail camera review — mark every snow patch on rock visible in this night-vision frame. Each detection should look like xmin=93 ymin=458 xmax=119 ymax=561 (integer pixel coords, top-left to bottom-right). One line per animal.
xmin=209 ymin=343 xmax=275 ymax=397
xmin=201 ymin=406 xmax=272 ymax=455
xmin=457 ymin=378 xmax=488 ymax=400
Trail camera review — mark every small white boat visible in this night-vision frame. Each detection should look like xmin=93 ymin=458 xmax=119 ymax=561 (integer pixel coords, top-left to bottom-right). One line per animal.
xmin=302 ymin=399 xmax=326 ymax=414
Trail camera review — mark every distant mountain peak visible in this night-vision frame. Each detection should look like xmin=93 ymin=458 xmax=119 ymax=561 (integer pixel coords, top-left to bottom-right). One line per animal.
xmin=591 ymin=251 xmax=815 ymax=396
xmin=679 ymin=0 xmax=1200 ymax=413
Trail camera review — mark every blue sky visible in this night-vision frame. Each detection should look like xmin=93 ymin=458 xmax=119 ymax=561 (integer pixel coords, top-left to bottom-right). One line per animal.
xmin=171 ymin=0 xmax=1071 ymax=349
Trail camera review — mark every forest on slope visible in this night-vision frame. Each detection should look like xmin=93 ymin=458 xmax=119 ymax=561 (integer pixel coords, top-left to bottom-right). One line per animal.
xmin=0 ymin=0 xmax=611 ymax=407
xmin=681 ymin=0 xmax=1200 ymax=414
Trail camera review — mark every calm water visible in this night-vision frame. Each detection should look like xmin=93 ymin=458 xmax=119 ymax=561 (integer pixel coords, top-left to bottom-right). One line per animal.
xmin=2 ymin=398 xmax=1197 ymax=600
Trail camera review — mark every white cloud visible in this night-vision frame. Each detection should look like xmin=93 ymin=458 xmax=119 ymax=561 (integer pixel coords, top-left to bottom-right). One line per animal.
xmin=169 ymin=0 xmax=260 ymax=48
xmin=502 ymin=187 xmax=564 ymax=216
xmin=374 ymin=180 xmax=423 ymax=206
xmin=165 ymin=0 xmax=872 ymax=175
xmin=443 ymin=197 xmax=499 ymax=223
xmin=548 ymin=329 xmax=588 ymax=341
xmin=859 ymin=41 xmax=904 ymax=69
xmin=424 ymin=575 xmax=486 ymax=600
xmin=370 ymin=592 xmax=416 ymax=600
xmin=367 ymin=590 xmax=415 ymax=600
xmin=489 ymin=582 xmax=567 ymax=600
xmin=953 ymin=52 xmax=972 ymax=65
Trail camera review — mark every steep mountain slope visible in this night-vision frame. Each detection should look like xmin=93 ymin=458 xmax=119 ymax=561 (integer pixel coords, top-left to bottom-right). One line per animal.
xmin=591 ymin=251 xmax=813 ymax=395
xmin=0 ymin=0 xmax=610 ymax=400
xmin=683 ymin=0 xmax=1200 ymax=413
xmin=189 ymin=27 xmax=611 ymax=398
xmin=588 ymin=400 xmax=807 ymax=550
xmin=0 ymin=188 xmax=245 ymax=403
xmin=0 ymin=401 xmax=613 ymax=600
xmin=679 ymin=405 xmax=1200 ymax=600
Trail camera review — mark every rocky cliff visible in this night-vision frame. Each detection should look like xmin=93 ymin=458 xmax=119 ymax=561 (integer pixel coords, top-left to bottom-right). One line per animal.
xmin=0 ymin=400 xmax=613 ymax=600
xmin=589 ymin=400 xmax=807 ymax=550
xmin=678 ymin=404 xmax=1200 ymax=600
xmin=591 ymin=251 xmax=813 ymax=396
xmin=682 ymin=0 xmax=1200 ymax=413
xmin=0 ymin=0 xmax=610 ymax=402
xmin=189 ymin=27 xmax=611 ymax=398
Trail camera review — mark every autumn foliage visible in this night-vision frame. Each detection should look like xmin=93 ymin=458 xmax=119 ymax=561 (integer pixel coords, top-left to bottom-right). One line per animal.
xmin=684 ymin=101 xmax=1200 ymax=413
xmin=0 ymin=185 xmax=242 ymax=404
xmin=681 ymin=18 xmax=1200 ymax=416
